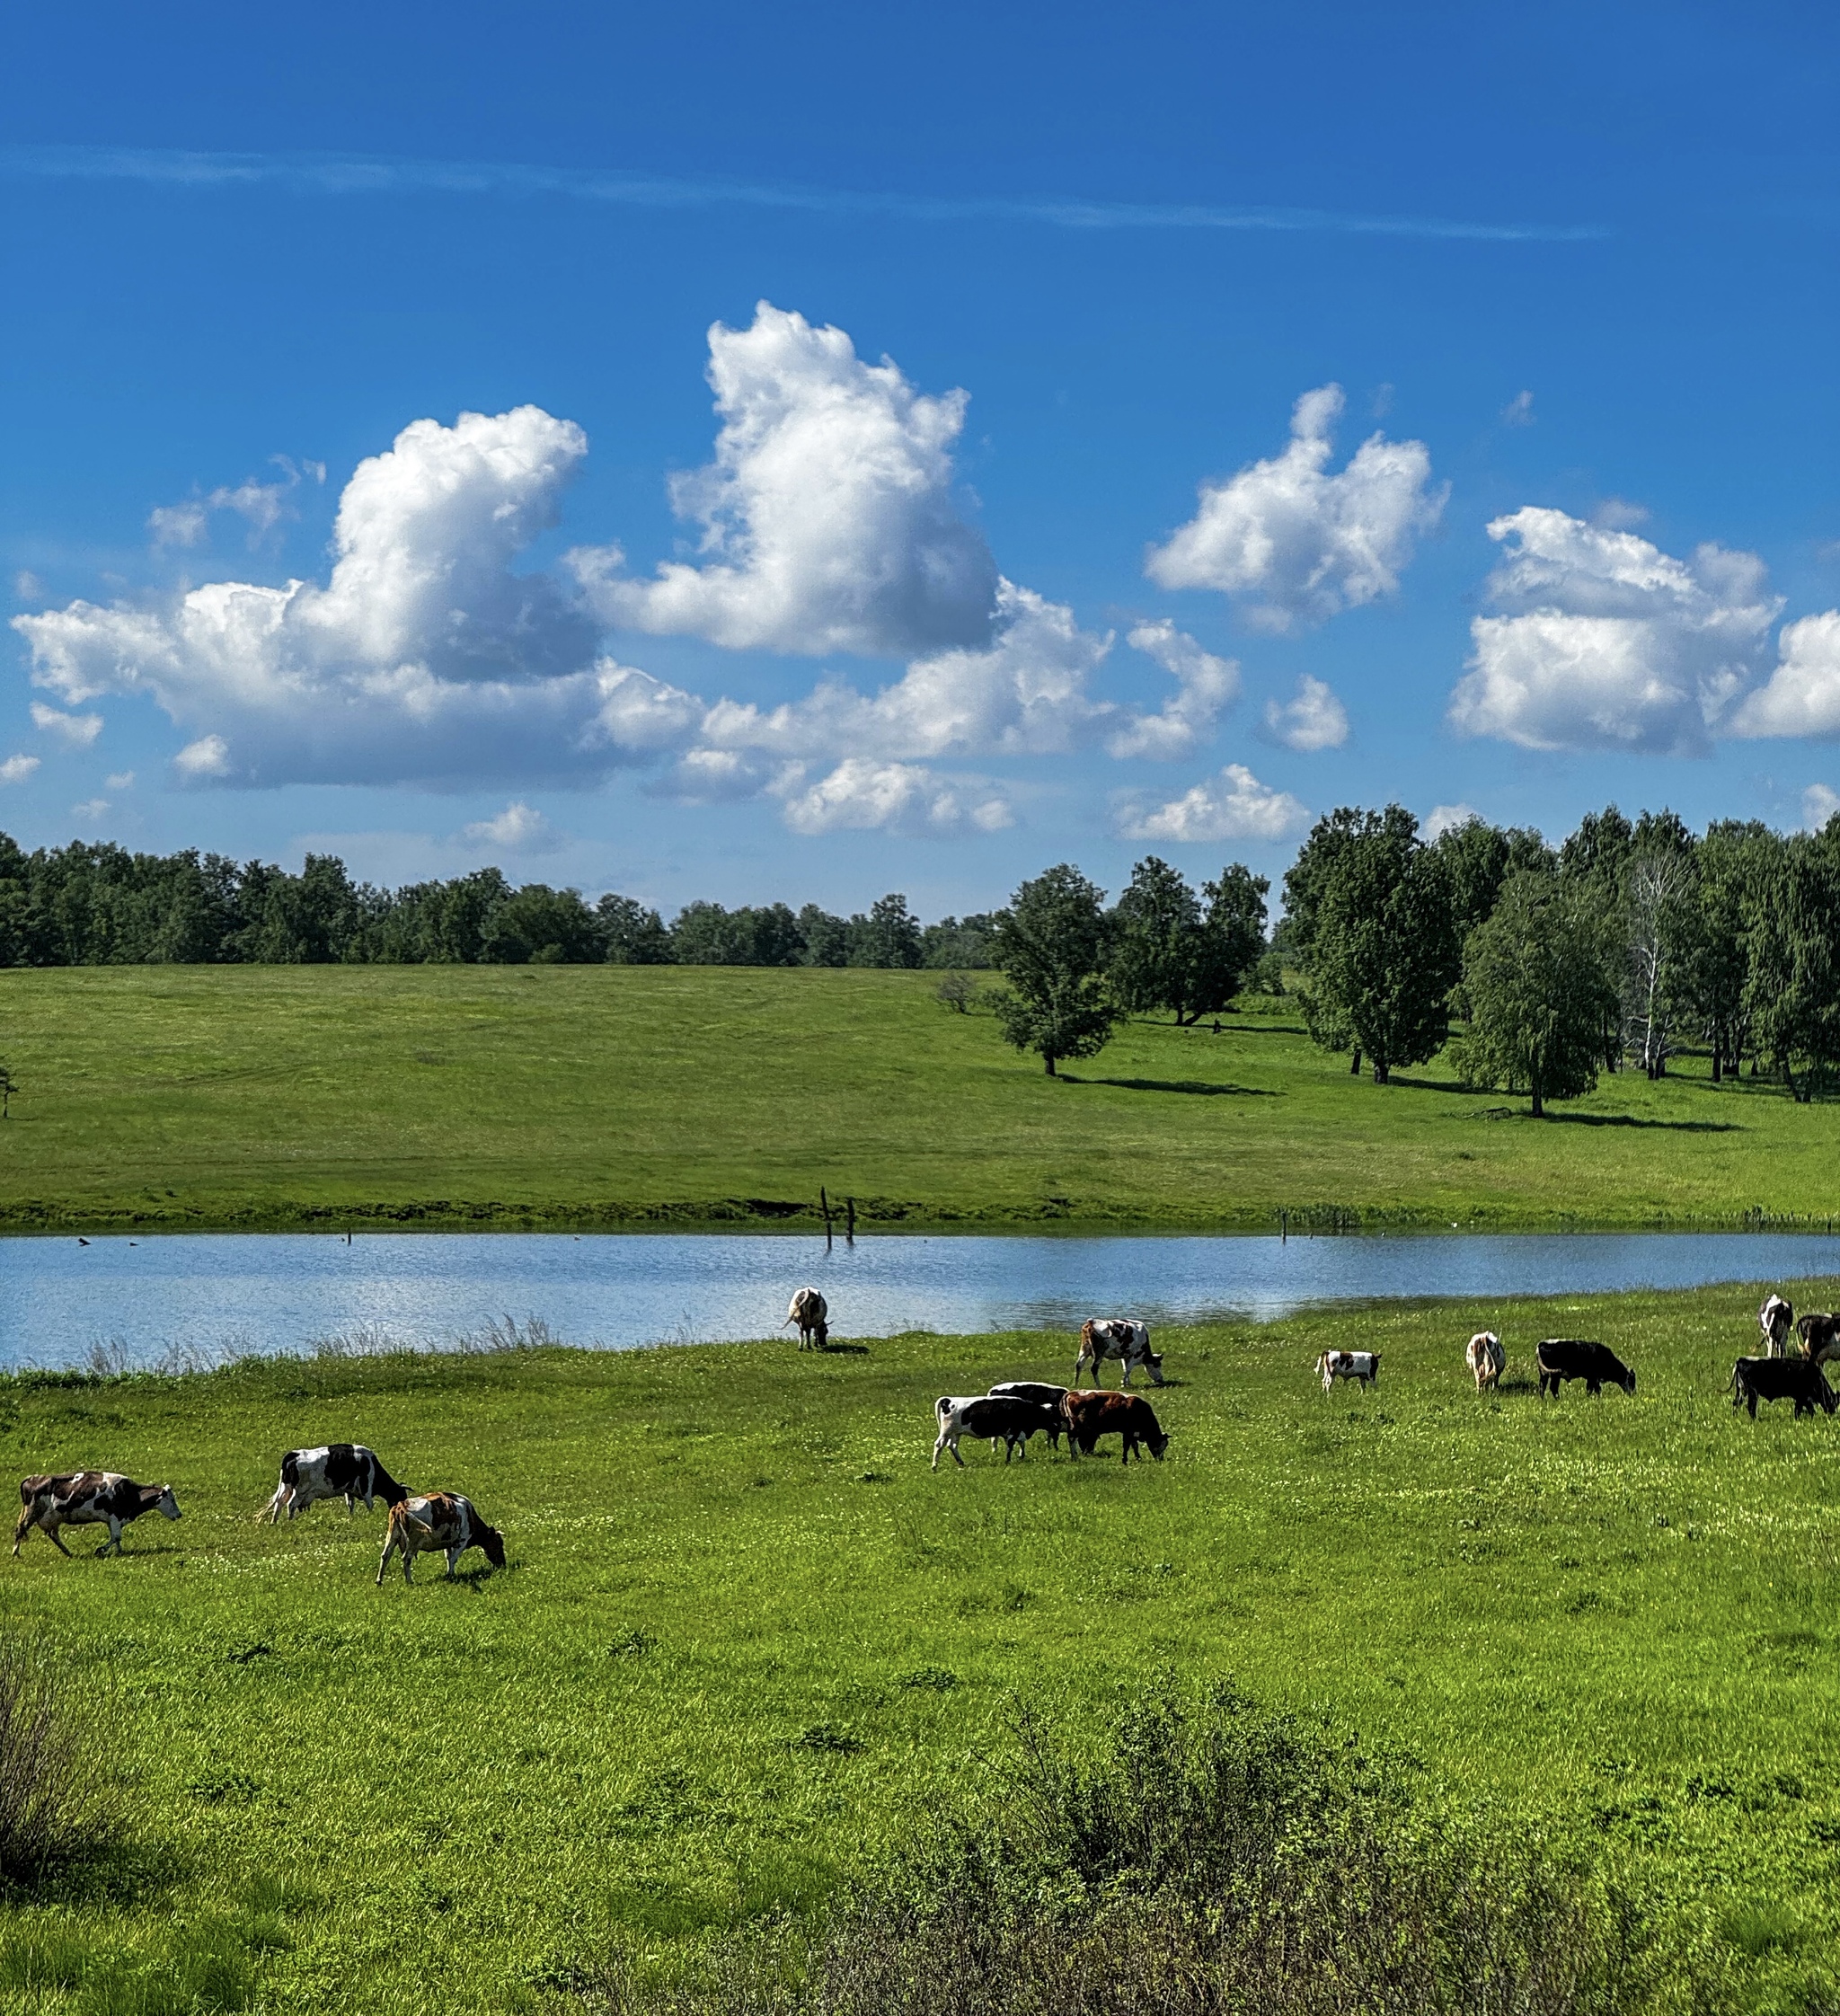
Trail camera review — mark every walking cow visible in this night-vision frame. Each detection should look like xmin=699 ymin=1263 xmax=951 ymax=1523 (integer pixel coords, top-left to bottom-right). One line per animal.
xmin=14 ymin=1472 xmax=181 ymax=1557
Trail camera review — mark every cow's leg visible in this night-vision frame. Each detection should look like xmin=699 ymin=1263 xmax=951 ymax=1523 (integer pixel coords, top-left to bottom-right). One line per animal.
xmin=12 ymin=1508 xmax=33 ymax=1556
xmin=376 ymin=1534 xmax=397 ymax=1585
xmin=930 ymin=1427 xmax=950 ymax=1472
xmin=100 ymin=1516 xmax=124 ymax=1557
xmin=446 ymin=1546 xmax=464 ymax=1578
xmin=1747 ymin=1391 xmax=1759 ymax=1419
xmin=1120 ymin=1362 xmax=1133 ymax=1389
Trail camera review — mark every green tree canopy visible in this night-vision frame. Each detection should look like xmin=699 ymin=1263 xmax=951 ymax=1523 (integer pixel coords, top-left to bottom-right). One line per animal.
xmin=1304 ymin=811 xmax=1458 ymax=1083
xmin=1454 ymin=873 xmax=1618 ymax=1116
xmin=990 ymin=863 xmax=1118 ymax=1075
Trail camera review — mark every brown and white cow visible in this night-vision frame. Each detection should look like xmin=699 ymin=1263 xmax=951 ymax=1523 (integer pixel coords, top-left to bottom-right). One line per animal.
xmin=260 ymin=1444 xmax=407 ymax=1523
xmin=1316 ymin=1350 xmax=1379 ymax=1393
xmin=1796 ymin=1313 xmax=1840 ymax=1366
xmin=1075 ymin=1319 xmax=1163 ymax=1389
xmin=1060 ymin=1390 xmax=1169 ymax=1464
xmin=14 ymin=1472 xmax=181 ymax=1557
xmin=785 ymin=1287 xmax=829 ymax=1350
xmin=1465 ymin=1331 xmax=1505 ymax=1393
xmin=376 ymin=1492 xmax=506 ymax=1584
xmin=1759 ymin=1294 xmax=1795 ymax=1357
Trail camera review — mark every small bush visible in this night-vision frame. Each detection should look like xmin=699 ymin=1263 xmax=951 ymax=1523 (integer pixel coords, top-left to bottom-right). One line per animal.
xmin=0 ymin=1644 xmax=116 ymax=1889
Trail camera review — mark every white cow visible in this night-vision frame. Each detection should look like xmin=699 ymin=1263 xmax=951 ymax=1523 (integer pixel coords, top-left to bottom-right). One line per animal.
xmin=1465 ymin=1331 xmax=1505 ymax=1393
xmin=1075 ymin=1319 xmax=1163 ymax=1389
xmin=785 ymin=1287 xmax=828 ymax=1350
xmin=1316 ymin=1350 xmax=1380 ymax=1393
xmin=1759 ymin=1294 xmax=1795 ymax=1358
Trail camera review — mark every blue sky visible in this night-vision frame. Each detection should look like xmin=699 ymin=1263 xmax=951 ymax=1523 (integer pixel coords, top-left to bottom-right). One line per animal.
xmin=4 ymin=2 xmax=1837 ymax=917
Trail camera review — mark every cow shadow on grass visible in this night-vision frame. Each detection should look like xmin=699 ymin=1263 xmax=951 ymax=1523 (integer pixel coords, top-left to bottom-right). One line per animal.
xmin=1546 ymin=1111 xmax=1739 ymax=1133
xmin=815 ymin=1340 xmax=871 ymax=1355
xmin=1061 ymin=1075 xmax=1279 ymax=1099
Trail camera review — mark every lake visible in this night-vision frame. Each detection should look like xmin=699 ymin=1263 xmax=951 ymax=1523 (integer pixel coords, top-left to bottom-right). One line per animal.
xmin=4 ymin=1230 xmax=1839 ymax=1371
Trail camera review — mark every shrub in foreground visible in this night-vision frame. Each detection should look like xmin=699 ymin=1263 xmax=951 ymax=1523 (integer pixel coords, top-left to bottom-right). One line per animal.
xmin=0 ymin=1643 xmax=115 ymax=1888
xmin=571 ymin=1683 xmax=1664 ymax=2016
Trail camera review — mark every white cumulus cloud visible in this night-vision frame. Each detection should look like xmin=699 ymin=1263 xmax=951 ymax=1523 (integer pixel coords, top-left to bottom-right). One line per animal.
xmin=1801 ymin=783 xmax=1840 ymax=830
xmin=30 ymin=702 xmax=102 ymax=747
xmin=1261 ymin=673 xmax=1349 ymax=752
xmin=576 ymin=301 xmax=999 ymax=658
xmin=779 ymin=758 xmax=1013 ymax=836
xmin=0 ymin=755 xmax=40 ymax=783
xmin=1729 ymin=611 xmax=1840 ymax=739
xmin=1446 ymin=507 xmax=1781 ymax=755
xmin=1106 ymin=621 xmax=1239 ymax=758
xmin=462 ymin=800 xmax=560 ymax=851
xmin=1424 ymin=801 xmax=1482 ymax=840
xmin=150 ymin=456 xmax=325 ymax=549
xmin=70 ymin=798 xmax=110 ymax=819
xmin=1145 ymin=385 xmax=1445 ymax=630
xmin=105 ymin=770 xmax=135 ymax=790
xmin=1115 ymin=762 xmax=1308 ymax=844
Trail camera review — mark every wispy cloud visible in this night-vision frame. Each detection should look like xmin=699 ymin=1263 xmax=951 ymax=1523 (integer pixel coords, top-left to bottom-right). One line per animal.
xmin=1 ymin=145 xmax=1609 ymax=245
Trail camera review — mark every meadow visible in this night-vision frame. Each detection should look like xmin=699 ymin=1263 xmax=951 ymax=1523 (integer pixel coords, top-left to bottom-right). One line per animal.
xmin=0 ymin=1280 xmax=1837 ymax=2012
xmin=0 ymin=964 xmax=1835 ymax=1233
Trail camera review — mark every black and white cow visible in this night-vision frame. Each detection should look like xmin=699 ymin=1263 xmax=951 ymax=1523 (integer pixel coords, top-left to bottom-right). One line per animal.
xmin=785 ymin=1287 xmax=828 ymax=1350
xmin=376 ymin=1492 xmax=506 ymax=1584
xmin=13 ymin=1472 xmax=181 ymax=1557
xmin=1316 ymin=1349 xmax=1379 ymax=1393
xmin=1075 ymin=1319 xmax=1163 ymax=1389
xmin=1759 ymin=1294 xmax=1796 ymax=1357
xmin=1796 ymin=1313 xmax=1840 ymax=1366
xmin=1535 ymin=1340 xmax=1636 ymax=1398
xmin=932 ymin=1394 xmax=1058 ymax=1470
xmin=988 ymin=1381 xmax=1069 ymax=1447
xmin=1465 ymin=1332 xmax=1505 ymax=1393
xmin=1729 ymin=1355 xmax=1837 ymax=1419
xmin=260 ymin=1444 xmax=408 ymax=1523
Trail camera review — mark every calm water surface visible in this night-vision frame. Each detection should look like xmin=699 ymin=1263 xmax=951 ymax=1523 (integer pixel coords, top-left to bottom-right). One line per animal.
xmin=3 ymin=1232 xmax=1838 ymax=1371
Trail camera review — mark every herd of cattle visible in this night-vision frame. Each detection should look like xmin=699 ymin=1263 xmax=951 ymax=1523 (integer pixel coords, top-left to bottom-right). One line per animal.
xmin=12 ymin=1289 xmax=1840 ymax=1561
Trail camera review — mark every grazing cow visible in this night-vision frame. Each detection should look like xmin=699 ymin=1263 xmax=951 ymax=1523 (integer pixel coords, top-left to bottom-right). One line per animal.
xmin=1535 ymin=1340 xmax=1636 ymax=1398
xmin=1315 ymin=1350 xmax=1380 ymax=1393
xmin=932 ymin=1395 xmax=1058 ymax=1470
xmin=260 ymin=1444 xmax=407 ymax=1524
xmin=1061 ymin=1390 xmax=1168 ymax=1464
xmin=1729 ymin=1355 xmax=1838 ymax=1419
xmin=1759 ymin=1294 xmax=1796 ymax=1357
xmin=1465 ymin=1332 xmax=1505 ymax=1393
xmin=1796 ymin=1313 xmax=1840 ymax=1366
xmin=785 ymin=1287 xmax=828 ymax=1350
xmin=988 ymin=1381 xmax=1069 ymax=1448
xmin=376 ymin=1492 xmax=506 ymax=1584
xmin=1075 ymin=1319 xmax=1163 ymax=1389
xmin=13 ymin=1472 xmax=181 ymax=1557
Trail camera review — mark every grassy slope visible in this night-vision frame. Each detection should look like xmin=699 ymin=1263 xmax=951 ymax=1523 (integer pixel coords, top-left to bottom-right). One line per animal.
xmin=1 ymin=964 xmax=1836 ymax=1230
xmin=1 ymin=1286 xmax=1838 ymax=2012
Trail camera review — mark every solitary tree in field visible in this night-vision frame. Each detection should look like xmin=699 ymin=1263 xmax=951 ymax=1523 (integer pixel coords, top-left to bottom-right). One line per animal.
xmin=1454 ymin=874 xmax=1615 ymax=1117
xmin=990 ymin=865 xmax=1118 ymax=1075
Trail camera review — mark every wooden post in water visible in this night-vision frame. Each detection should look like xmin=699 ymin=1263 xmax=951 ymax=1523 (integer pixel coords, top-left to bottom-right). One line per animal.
xmin=845 ymin=1196 xmax=856 ymax=1244
xmin=820 ymin=1187 xmax=834 ymax=1253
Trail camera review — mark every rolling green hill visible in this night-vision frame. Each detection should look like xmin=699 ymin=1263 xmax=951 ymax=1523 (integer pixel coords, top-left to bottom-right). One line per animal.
xmin=0 ymin=964 xmax=1831 ymax=1232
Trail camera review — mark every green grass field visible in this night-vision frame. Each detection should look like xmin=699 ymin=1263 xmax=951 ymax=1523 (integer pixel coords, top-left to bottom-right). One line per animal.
xmin=1 ymin=964 xmax=1835 ymax=1231
xmin=2 ymin=1282 xmax=1838 ymax=2013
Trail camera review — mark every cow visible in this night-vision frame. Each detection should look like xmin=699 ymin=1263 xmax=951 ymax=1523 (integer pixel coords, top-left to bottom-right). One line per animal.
xmin=932 ymin=1395 xmax=1058 ymax=1470
xmin=1061 ymin=1390 xmax=1168 ymax=1464
xmin=376 ymin=1492 xmax=506 ymax=1584
xmin=1316 ymin=1350 xmax=1379 ymax=1393
xmin=1729 ymin=1355 xmax=1837 ymax=1419
xmin=988 ymin=1381 xmax=1069 ymax=1448
xmin=785 ymin=1287 xmax=828 ymax=1350
xmin=1535 ymin=1340 xmax=1636 ymax=1398
xmin=1465 ymin=1332 xmax=1505 ymax=1393
xmin=13 ymin=1472 xmax=181 ymax=1558
xmin=1796 ymin=1313 xmax=1840 ymax=1366
xmin=1075 ymin=1319 xmax=1163 ymax=1389
xmin=259 ymin=1444 xmax=408 ymax=1524
xmin=1759 ymin=1294 xmax=1796 ymax=1357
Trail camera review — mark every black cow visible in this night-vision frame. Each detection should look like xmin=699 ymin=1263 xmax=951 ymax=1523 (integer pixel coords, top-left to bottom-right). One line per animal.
xmin=987 ymin=1382 xmax=1069 ymax=1448
xmin=1729 ymin=1355 xmax=1838 ymax=1419
xmin=1535 ymin=1340 xmax=1636 ymax=1398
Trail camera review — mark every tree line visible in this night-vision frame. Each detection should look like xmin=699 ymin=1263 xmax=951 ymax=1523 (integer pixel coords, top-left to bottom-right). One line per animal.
xmin=985 ymin=805 xmax=1840 ymax=1107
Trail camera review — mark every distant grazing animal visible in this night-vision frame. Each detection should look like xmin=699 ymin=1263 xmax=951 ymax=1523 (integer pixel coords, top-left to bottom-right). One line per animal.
xmin=260 ymin=1444 xmax=408 ymax=1524
xmin=988 ymin=1382 xmax=1069 ymax=1448
xmin=1316 ymin=1350 xmax=1379 ymax=1393
xmin=1729 ymin=1355 xmax=1837 ymax=1419
xmin=1061 ymin=1390 xmax=1168 ymax=1464
xmin=1465 ymin=1332 xmax=1505 ymax=1393
xmin=1759 ymin=1295 xmax=1795 ymax=1357
xmin=14 ymin=1472 xmax=181 ymax=1558
xmin=932 ymin=1394 xmax=1057 ymax=1470
xmin=785 ymin=1287 xmax=828 ymax=1350
xmin=1535 ymin=1340 xmax=1636 ymax=1398
xmin=1075 ymin=1319 xmax=1163 ymax=1389
xmin=376 ymin=1492 xmax=506 ymax=1584
xmin=1795 ymin=1313 xmax=1840 ymax=1366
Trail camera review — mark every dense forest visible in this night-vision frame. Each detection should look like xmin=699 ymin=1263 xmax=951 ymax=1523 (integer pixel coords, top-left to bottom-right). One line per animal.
xmin=3 ymin=803 xmax=1838 ymax=1101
